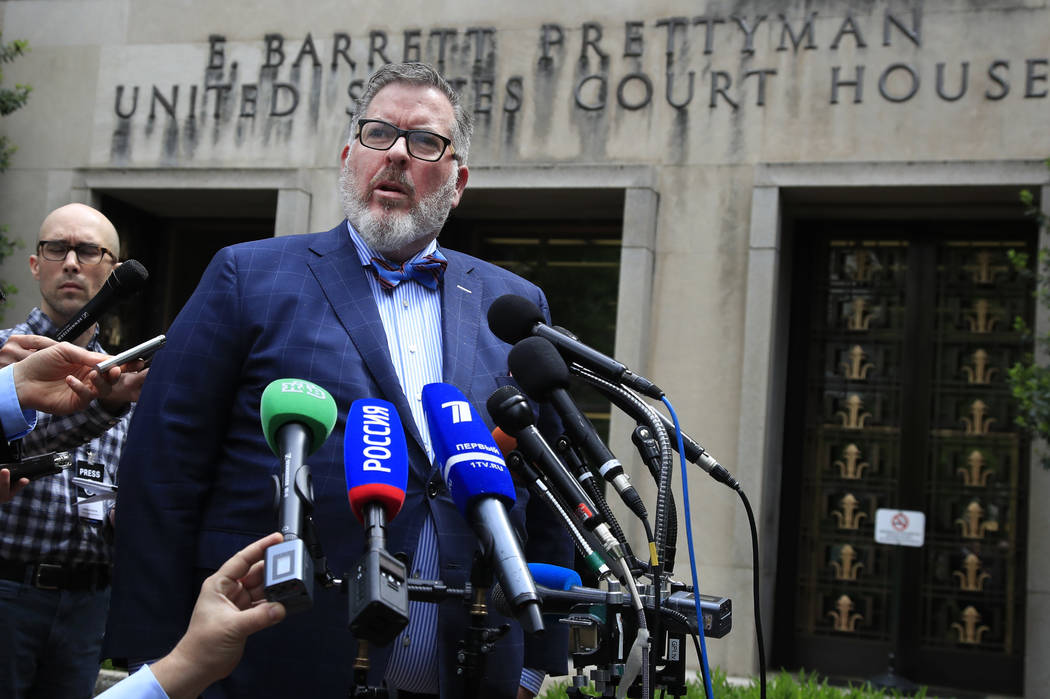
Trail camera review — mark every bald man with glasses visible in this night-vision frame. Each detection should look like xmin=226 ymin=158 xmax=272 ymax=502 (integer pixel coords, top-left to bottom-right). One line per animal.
xmin=0 ymin=203 xmax=147 ymax=699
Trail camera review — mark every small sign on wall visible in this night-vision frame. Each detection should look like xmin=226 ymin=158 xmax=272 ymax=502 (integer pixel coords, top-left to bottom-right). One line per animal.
xmin=874 ymin=508 xmax=926 ymax=547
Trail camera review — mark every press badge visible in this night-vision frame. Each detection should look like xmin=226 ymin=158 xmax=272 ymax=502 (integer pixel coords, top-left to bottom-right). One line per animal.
xmin=74 ymin=454 xmax=114 ymax=521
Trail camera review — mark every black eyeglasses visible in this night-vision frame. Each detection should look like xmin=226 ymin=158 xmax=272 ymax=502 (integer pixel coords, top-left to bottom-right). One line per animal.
xmin=356 ymin=118 xmax=455 ymax=162
xmin=37 ymin=240 xmax=116 ymax=265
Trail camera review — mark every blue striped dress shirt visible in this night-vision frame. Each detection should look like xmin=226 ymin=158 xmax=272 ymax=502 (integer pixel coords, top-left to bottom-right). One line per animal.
xmin=346 ymin=223 xmax=544 ymax=696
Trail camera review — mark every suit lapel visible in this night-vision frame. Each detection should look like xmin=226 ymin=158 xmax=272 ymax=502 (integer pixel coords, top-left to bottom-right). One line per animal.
xmin=440 ymin=249 xmax=483 ymax=397
xmin=305 ymin=224 xmax=426 ymax=454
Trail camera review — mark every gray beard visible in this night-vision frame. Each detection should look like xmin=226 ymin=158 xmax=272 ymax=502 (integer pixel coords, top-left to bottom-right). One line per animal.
xmin=340 ymin=164 xmax=459 ymax=257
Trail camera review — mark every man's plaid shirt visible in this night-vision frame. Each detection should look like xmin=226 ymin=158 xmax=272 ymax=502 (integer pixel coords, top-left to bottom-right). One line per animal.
xmin=0 ymin=308 xmax=132 ymax=566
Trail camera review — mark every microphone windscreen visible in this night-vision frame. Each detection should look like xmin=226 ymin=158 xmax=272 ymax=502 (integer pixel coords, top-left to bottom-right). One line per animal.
xmin=487 ymin=294 xmax=544 ymax=345
xmin=486 ymin=385 xmax=537 ymax=436
xmin=344 ymin=398 xmax=409 ymax=523
xmin=491 ymin=427 xmax=518 ymax=457
xmin=528 ymin=562 xmax=582 ymax=590
xmin=259 ymin=379 xmax=338 ymax=457
xmin=507 ymin=336 xmax=571 ymax=398
xmin=111 ymin=259 xmax=149 ymax=291
xmin=421 ymin=382 xmax=516 ymax=515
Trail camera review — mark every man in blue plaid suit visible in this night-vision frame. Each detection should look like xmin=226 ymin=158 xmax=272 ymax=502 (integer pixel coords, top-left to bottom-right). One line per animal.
xmin=106 ymin=63 xmax=571 ymax=698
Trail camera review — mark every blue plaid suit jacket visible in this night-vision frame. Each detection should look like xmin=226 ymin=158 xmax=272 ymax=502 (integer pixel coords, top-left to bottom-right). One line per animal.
xmin=106 ymin=223 xmax=571 ymax=698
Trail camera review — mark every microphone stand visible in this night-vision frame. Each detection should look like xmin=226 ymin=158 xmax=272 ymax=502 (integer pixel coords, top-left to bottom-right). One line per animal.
xmin=461 ymin=549 xmax=511 ymax=699
xmin=347 ymin=503 xmax=409 ymax=698
xmin=265 ymin=439 xmax=333 ymax=614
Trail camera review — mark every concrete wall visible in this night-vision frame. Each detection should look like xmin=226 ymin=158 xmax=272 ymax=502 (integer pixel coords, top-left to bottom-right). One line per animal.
xmin=1 ymin=0 xmax=1047 ymax=693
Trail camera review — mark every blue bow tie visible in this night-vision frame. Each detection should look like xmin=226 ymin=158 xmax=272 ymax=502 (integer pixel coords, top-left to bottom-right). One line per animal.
xmin=369 ymin=250 xmax=448 ymax=290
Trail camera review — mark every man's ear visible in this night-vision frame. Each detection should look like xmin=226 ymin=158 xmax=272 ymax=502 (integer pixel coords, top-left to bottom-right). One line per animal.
xmin=29 ymin=253 xmax=40 ymax=281
xmin=449 ymin=165 xmax=469 ymax=209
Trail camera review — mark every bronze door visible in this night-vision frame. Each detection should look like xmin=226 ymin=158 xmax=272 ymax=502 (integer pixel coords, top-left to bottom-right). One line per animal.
xmin=773 ymin=222 xmax=1033 ymax=695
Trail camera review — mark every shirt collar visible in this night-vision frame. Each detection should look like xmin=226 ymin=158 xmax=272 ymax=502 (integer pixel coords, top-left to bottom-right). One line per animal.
xmin=25 ymin=307 xmax=101 ymax=349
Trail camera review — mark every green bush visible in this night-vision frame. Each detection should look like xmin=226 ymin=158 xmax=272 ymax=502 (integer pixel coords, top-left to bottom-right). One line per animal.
xmin=1006 ymin=158 xmax=1050 ymax=469
xmin=539 ymin=668 xmax=927 ymax=698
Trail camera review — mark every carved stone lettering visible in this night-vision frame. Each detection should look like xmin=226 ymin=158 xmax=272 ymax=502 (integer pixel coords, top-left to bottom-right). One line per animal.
xmin=778 ymin=13 xmax=817 ymax=52
xmin=149 ymin=86 xmax=177 ymax=119
xmin=240 ymin=84 xmax=257 ymax=117
xmin=465 ymin=28 xmax=496 ymax=64
xmin=883 ymin=10 xmax=921 ymax=47
xmin=270 ymin=83 xmax=299 ymax=117
xmin=474 ymin=78 xmax=494 ymax=113
xmin=654 ymin=17 xmax=687 ymax=67
xmin=369 ymin=31 xmax=391 ymax=68
xmin=744 ymin=68 xmax=777 ymax=106
xmin=331 ymin=32 xmax=354 ymax=70
xmin=878 ymin=63 xmax=920 ymax=102
xmin=624 ymin=20 xmax=645 ymax=58
xmin=831 ymin=66 xmax=865 ymax=104
xmin=540 ymin=24 xmax=563 ymax=63
xmin=503 ymin=76 xmax=523 ymax=112
xmin=666 ymin=70 xmax=695 ymax=109
xmin=575 ymin=74 xmax=606 ymax=110
xmin=831 ymin=15 xmax=867 ymax=50
xmin=936 ymin=62 xmax=969 ymax=101
xmin=115 ymin=85 xmax=138 ymax=118
xmin=986 ymin=60 xmax=1010 ymax=100
xmin=263 ymin=34 xmax=284 ymax=69
xmin=292 ymin=33 xmax=321 ymax=69
xmin=402 ymin=30 xmax=421 ymax=63
xmin=617 ymin=72 xmax=653 ymax=110
xmin=207 ymin=35 xmax=226 ymax=70
xmin=1026 ymin=59 xmax=1048 ymax=98
xmin=692 ymin=16 xmax=724 ymax=55
xmin=105 ymin=8 xmax=1050 ymax=152
xmin=731 ymin=15 xmax=766 ymax=55
xmin=205 ymin=84 xmax=232 ymax=119
xmin=709 ymin=71 xmax=737 ymax=109
xmin=428 ymin=29 xmax=456 ymax=70
xmin=581 ymin=22 xmax=608 ymax=63
xmin=345 ymin=79 xmax=365 ymax=115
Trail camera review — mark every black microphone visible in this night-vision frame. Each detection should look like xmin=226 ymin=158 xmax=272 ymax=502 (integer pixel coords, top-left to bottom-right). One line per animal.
xmin=507 ymin=336 xmax=648 ymax=523
xmin=487 ymin=294 xmax=663 ymax=399
xmin=494 ymin=429 xmax=613 ymax=581
xmin=52 ymin=260 xmax=149 ymax=343
xmin=486 ymin=386 xmax=625 ymax=564
xmin=575 ymin=363 xmax=740 ymax=489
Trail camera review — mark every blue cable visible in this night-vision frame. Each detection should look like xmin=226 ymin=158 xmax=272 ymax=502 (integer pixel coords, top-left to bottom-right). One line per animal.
xmin=662 ymin=396 xmax=715 ymax=699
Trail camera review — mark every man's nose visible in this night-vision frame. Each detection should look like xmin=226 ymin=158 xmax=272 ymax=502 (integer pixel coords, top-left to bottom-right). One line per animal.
xmin=62 ymin=248 xmax=81 ymax=270
xmin=385 ymin=135 xmax=412 ymax=165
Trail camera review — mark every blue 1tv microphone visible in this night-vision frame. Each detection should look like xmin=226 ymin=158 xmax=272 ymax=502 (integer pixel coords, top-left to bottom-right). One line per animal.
xmin=344 ymin=398 xmax=411 ymax=645
xmin=421 ymin=382 xmax=545 ymax=635
xmin=260 ymin=378 xmax=338 ymax=614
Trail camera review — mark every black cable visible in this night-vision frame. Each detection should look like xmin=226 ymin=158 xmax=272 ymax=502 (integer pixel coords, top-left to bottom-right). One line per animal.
xmin=569 ymin=365 xmax=677 ymax=569
xmin=738 ymin=487 xmax=767 ymax=699
xmin=572 ymin=364 xmax=767 ymax=699
xmin=557 ymin=435 xmax=635 ymax=556
xmin=568 ymin=366 xmax=675 ymax=699
xmin=631 ymin=425 xmax=679 ymax=571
